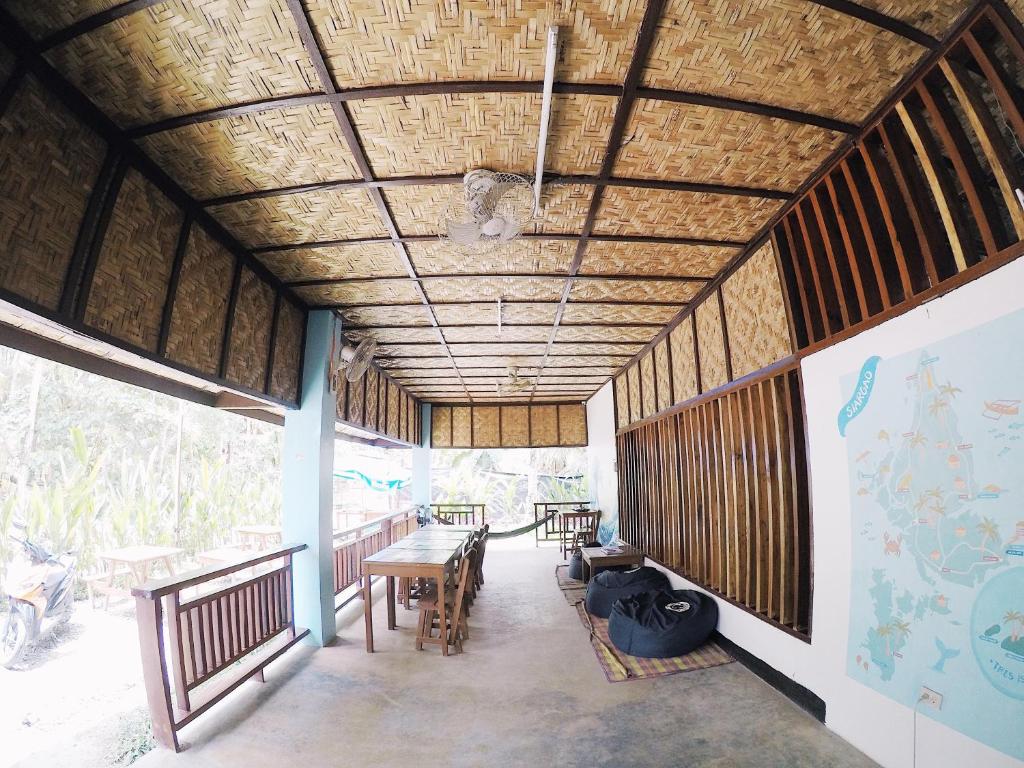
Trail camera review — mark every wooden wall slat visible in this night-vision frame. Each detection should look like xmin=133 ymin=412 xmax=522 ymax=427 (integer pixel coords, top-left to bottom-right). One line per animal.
xmin=617 ymin=361 xmax=812 ymax=639
xmin=769 ymin=12 xmax=1024 ymax=356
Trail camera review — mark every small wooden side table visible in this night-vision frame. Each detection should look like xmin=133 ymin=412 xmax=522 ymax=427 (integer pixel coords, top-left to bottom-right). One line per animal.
xmin=580 ymin=544 xmax=645 ymax=582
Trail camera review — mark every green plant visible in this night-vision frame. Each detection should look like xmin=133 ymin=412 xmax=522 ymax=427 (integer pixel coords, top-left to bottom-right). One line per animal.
xmin=107 ymin=707 xmax=156 ymax=765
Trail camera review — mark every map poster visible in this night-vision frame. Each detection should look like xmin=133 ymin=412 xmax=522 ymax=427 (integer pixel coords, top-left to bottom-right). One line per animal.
xmin=842 ymin=308 xmax=1024 ymax=761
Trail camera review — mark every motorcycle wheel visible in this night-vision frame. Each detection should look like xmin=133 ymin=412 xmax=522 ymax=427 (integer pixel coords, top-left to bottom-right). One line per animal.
xmin=0 ymin=608 xmax=29 ymax=669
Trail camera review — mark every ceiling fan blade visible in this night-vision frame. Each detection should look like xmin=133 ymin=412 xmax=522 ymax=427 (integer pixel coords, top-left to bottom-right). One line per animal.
xmin=446 ymin=219 xmax=483 ymax=245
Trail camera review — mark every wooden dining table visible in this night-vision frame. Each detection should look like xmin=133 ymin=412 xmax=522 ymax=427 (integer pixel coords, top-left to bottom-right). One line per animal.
xmin=362 ymin=527 xmax=474 ymax=656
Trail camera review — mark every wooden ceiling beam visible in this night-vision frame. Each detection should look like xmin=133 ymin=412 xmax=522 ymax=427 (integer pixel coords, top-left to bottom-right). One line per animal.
xmin=288 ymin=273 xmax=712 ymax=287
xmin=251 ymin=232 xmax=745 ymax=254
xmin=199 ymin=173 xmax=790 ymax=207
xmin=285 ymin=0 xmax=471 ymax=401
xmin=806 ymin=0 xmax=940 ymax=48
xmin=635 ymin=88 xmax=858 ymax=134
xmin=530 ymin=0 xmax=667 ymax=400
xmin=125 ymin=79 xmax=860 ymax=140
xmin=343 ymin=322 xmax=665 ymax=329
xmin=36 ymin=0 xmax=167 ymax=51
xmin=321 ymin=299 xmax=686 ymax=309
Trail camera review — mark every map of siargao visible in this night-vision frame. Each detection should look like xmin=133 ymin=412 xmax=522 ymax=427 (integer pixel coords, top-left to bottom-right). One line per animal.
xmin=843 ymin=309 xmax=1024 ymax=760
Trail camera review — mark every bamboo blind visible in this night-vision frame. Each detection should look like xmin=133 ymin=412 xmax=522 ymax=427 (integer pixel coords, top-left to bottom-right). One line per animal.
xmin=695 ymin=294 xmax=729 ymax=392
xmin=429 ymin=403 xmax=588 ymax=448
xmin=269 ymin=299 xmax=304 ymax=403
xmin=225 ymin=267 xmax=275 ymax=392
xmin=617 ymin=363 xmax=811 ymax=637
xmin=363 ymin=366 xmax=379 ymax=432
xmin=166 ymin=225 xmax=234 ymax=376
xmin=335 ymin=360 xmax=420 ymax=443
xmin=639 ymin=351 xmax=656 ymax=419
xmin=721 ymin=240 xmax=793 ymax=379
xmin=85 ymin=169 xmax=183 ymax=352
xmin=0 ymin=76 xmax=105 ymax=311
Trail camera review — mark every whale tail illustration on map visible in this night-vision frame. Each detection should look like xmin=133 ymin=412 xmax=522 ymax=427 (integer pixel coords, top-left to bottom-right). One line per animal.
xmin=932 ymin=637 xmax=960 ymax=672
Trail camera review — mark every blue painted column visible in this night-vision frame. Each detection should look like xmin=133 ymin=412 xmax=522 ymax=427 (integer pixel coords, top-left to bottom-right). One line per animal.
xmin=282 ymin=310 xmax=337 ymax=646
xmin=410 ymin=403 xmax=431 ymax=510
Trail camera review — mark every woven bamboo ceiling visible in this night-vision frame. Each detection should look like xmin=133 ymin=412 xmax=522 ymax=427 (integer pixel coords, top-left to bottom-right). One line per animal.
xmin=3 ymin=0 xmax=975 ymax=403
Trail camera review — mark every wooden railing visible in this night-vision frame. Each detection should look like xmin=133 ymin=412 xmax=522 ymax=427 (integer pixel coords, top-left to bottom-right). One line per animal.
xmin=533 ymin=501 xmax=590 ymax=545
xmin=132 ymin=544 xmax=308 ymax=752
xmin=332 ymin=507 xmax=420 ymax=602
xmin=617 ymin=362 xmax=811 ymax=639
xmin=430 ymin=503 xmax=485 ymax=526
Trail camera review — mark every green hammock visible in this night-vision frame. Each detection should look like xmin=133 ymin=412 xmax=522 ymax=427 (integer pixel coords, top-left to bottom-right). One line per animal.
xmin=430 ymin=511 xmax=559 ymax=539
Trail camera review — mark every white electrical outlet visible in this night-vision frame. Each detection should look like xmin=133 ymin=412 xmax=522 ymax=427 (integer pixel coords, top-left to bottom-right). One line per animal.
xmin=920 ymin=686 xmax=943 ymax=710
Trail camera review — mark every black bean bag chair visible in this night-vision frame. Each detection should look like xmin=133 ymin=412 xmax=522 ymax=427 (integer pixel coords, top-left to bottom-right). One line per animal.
xmin=584 ymin=566 xmax=669 ymax=619
xmin=567 ymin=540 xmax=601 ymax=581
xmin=607 ymin=588 xmax=718 ymax=658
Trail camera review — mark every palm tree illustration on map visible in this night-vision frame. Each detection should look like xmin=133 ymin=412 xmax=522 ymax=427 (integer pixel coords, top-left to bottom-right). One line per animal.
xmin=876 ymin=354 xmax=1006 ymax=586
xmin=1006 ymin=610 xmax=1024 ymax=644
xmin=855 ymin=352 xmax=1012 ymax=685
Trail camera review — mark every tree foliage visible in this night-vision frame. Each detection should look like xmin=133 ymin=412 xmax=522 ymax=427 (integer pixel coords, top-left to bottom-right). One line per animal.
xmin=0 ymin=348 xmax=282 ymax=582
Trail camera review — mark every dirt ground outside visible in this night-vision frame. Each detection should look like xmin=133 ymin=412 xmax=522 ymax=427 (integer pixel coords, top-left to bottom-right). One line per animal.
xmin=1 ymin=595 xmax=152 ymax=768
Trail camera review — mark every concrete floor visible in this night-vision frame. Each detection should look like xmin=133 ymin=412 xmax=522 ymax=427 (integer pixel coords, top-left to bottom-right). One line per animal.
xmin=138 ymin=540 xmax=877 ymax=768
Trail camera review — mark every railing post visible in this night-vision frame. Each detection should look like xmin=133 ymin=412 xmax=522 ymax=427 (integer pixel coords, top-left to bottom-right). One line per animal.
xmin=166 ymin=592 xmax=191 ymax=714
xmin=382 ymin=515 xmax=394 ymax=546
xmin=135 ymin=594 xmax=179 ymax=752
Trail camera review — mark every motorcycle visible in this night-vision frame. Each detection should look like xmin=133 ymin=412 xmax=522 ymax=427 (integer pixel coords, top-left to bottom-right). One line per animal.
xmin=1 ymin=530 xmax=78 ymax=668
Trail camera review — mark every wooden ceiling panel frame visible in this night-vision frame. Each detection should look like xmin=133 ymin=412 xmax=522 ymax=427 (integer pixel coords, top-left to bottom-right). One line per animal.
xmin=284 ymin=0 xmax=470 ymax=399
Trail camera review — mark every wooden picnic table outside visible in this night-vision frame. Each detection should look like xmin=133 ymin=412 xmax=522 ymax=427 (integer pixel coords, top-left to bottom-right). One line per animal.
xmin=195 ymin=546 xmax=249 ymax=567
xmin=234 ymin=525 xmax=282 ymax=551
xmin=362 ymin=530 xmax=473 ymax=656
xmin=100 ymin=545 xmax=184 ymax=584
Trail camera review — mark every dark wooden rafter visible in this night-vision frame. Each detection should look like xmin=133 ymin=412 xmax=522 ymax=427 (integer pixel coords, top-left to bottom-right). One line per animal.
xmin=324 ymin=299 xmax=687 ymax=309
xmin=72 ymin=157 xmax=129 ymax=323
xmin=60 ymin=147 xmax=125 ymax=317
xmin=218 ymin=258 xmax=244 ymax=379
xmin=283 ymin=0 xmax=468 ymax=401
xmin=157 ymin=213 xmax=194 ymax=357
xmin=344 ymin=321 xmax=665 ymax=330
xmin=288 ymin=273 xmax=712 ymax=288
xmin=530 ymin=0 xmax=667 ymax=401
xmin=35 ymin=0 xmax=168 ymax=51
xmin=252 ymin=232 xmax=745 ymax=254
xmin=126 ymin=82 xmax=860 ymax=142
xmin=805 ymin=0 xmax=939 ymax=48
xmin=200 ymin=174 xmax=791 ymax=207
xmin=0 ymin=61 xmax=27 ymax=118
xmin=263 ymin=292 xmax=284 ymax=393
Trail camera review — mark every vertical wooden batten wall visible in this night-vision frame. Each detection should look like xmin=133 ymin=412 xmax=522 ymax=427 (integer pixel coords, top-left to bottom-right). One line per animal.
xmin=0 ymin=11 xmax=307 ymax=407
xmin=617 ymin=363 xmax=812 ymax=639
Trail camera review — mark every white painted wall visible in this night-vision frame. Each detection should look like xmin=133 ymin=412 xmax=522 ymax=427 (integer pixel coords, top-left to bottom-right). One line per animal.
xmin=586 ymin=382 xmax=618 ymax=543
xmin=637 ymin=258 xmax=1024 ymax=768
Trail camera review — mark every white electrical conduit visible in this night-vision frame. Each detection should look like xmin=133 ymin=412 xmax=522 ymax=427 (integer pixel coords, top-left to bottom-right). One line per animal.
xmin=534 ymin=26 xmax=559 ymax=217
